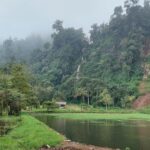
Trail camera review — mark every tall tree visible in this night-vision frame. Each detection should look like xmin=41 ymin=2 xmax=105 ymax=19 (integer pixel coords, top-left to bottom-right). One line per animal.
xmin=100 ymin=89 xmax=113 ymax=111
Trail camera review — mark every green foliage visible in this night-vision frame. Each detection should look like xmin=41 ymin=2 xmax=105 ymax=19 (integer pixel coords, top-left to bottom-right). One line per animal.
xmin=11 ymin=64 xmax=31 ymax=94
xmin=0 ymin=64 xmax=36 ymax=116
xmin=43 ymin=112 xmax=150 ymax=121
xmin=121 ymin=95 xmax=135 ymax=108
xmin=99 ymin=89 xmax=113 ymax=110
xmin=34 ymin=85 xmax=54 ymax=103
xmin=1 ymin=0 xmax=150 ymax=109
xmin=44 ymin=101 xmax=59 ymax=112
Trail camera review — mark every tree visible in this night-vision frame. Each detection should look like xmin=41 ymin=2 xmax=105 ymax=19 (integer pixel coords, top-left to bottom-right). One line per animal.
xmin=100 ymin=89 xmax=113 ymax=111
xmin=75 ymin=88 xmax=88 ymax=102
xmin=44 ymin=101 xmax=59 ymax=112
xmin=11 ymin=64 xmax=31 ymax=94
xmin=3 ymin=38 xmax=16 ymax=64
xmin=11 ymin=64 xmax=40 ymax=110
xmin=90 ymin=23 xmax=109 ymax=44
xmin=121 ymin=95 xmax=135 ymax=108
xmin=34 ymin=85 xmax=54 ymax=104
xmin=52 ymin=20 xmax=63 ymax=32
xmin=124 ymin=0 xmax=139 ymax=8
xmin=8 ymin=89 xmax=25 ymax=116
xmin=0 ymin=72 xmax=12 ymax=115
xmin=113 ymin=6 xmax=123 ymax=18
xmin=0 ymin=64 xmax=36 ymax=116
xmin=144 ymin=0 xmax=150 ymax=8
xmin=90 ymin=24 xmax=100 ymax=43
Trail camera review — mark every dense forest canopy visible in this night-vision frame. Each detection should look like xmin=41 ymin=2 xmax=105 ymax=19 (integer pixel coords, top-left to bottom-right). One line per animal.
xmin=1 ymin=0 xmax=150 ymax=114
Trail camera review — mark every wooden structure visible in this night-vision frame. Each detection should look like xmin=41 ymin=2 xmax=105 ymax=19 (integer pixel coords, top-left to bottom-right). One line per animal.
xmin=56 ymin=101 xmax=67 ymax=108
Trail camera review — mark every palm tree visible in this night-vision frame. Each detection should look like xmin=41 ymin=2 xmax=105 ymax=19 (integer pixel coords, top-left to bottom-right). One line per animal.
xmin=75 ymin=87 xmax=88 ymax=104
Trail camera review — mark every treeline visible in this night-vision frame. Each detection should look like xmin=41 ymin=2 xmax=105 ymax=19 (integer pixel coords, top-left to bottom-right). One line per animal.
xmin=1 ymin=0 xmax=150 ymax=111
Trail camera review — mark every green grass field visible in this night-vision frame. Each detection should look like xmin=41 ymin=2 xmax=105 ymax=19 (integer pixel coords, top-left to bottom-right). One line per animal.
xmin=44 ymin=112 xmax=150 ymax=121
xmin=0 ymin=115 xmax=64 ymax=150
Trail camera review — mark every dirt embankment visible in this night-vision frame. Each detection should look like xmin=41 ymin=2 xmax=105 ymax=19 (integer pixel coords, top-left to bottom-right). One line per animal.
xmin=40 ymin=141 xmax=114 ymax=150
xmin=133 ymin=93 xmax=150 ymax=109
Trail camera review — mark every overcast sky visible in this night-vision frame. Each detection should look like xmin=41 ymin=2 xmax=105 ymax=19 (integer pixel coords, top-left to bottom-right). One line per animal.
xmin=0 ymin=0 xmax=144 ymax=40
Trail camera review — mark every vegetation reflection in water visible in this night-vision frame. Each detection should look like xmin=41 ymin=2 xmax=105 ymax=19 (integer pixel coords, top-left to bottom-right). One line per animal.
xmin=35 ymin=115 xmax=150 ymax=150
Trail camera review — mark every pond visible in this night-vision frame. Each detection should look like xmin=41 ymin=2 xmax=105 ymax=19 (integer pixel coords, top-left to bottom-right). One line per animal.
xmin=35 ymin=115 xmax=150 ymax=150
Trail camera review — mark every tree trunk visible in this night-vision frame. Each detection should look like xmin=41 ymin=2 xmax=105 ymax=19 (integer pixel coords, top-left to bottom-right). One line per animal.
xmin=83 ymin=95 xmax=85 ymax=103
xmin=96 ymin=90 xmax=99 ymax=102
xmin=88 ymin=94 xmax=90 ymax=106
xmin=0 ymin=101 xmax=3 ymax=116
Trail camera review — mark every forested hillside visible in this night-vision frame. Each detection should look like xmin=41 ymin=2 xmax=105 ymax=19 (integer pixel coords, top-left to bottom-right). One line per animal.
xmin=1 ymin=0 xmax=150 ymax=109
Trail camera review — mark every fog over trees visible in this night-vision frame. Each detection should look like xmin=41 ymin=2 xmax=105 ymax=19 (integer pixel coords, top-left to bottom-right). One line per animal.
xmin=1 ymin=0 xmax=150 ymax=115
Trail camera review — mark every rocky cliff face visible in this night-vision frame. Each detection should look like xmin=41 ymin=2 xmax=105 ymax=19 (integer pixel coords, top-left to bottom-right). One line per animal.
xmin=133 ymin=40 xmax=150 ymax=108
xmin=133 ymin=93 xmax=150 ymax=109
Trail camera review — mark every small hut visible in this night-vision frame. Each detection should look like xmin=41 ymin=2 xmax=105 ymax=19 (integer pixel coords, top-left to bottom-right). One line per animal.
xmin=56 ymin=101 xmax=67 ymax=108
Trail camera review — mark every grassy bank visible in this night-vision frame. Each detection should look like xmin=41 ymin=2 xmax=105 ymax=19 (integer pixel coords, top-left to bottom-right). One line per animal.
xmin=0 ymin=116 xmax=20 ymax=122
xmin=0 ymin=116 xmax=21 ymax=136
xmin=26 ymin=104 xmax=138 ymax=114
xmin=0 ymin=115 xmax=64 ymax=150
xmin=42 ymin=113 xmax=150 ymax=121
xmin=138 ymin=106 xmax=150 ymax=114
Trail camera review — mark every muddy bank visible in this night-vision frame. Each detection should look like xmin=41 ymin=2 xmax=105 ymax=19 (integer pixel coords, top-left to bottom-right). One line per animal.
xmin=40 ymin=141 xmax=114 ymax=150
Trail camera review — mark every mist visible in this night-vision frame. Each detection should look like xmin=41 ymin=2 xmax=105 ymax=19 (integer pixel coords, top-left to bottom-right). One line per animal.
xmin=0 ymin=0 xmax=130 ymax=40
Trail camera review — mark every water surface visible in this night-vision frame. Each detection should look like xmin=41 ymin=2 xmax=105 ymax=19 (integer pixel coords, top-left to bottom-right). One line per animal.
xmin=35 ymin=115 xmax=150 ymax=150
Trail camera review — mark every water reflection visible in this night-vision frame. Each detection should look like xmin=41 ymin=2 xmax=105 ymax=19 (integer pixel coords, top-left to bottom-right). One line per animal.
xmin=35 ymin=115 xmax=150 ymax=150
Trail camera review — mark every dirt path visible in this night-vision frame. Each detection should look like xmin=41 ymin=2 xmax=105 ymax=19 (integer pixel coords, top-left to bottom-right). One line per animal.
xmin=40 ymin=141 xmax=114 ymax=150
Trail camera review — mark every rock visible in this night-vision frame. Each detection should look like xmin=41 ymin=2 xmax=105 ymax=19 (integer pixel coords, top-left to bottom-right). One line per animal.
xmin=64 ymin=139 xmax=71 ymax=142
xmin=41 ymin=144 xmax=51 ymax=149
xmin=46 ymin=145 xmax=51 ymax=148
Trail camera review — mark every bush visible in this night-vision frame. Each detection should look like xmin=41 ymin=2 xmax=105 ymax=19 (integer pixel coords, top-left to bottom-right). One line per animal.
xmin=44 ymin=101 xmax=59 ymax=112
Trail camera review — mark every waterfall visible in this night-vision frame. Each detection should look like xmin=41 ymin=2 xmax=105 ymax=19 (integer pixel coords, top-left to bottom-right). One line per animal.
xmin=76 ymin=57 xmax=84 ymax=80
xmin=76 ymin=64 xmax=81 ymax=80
